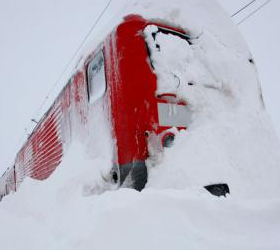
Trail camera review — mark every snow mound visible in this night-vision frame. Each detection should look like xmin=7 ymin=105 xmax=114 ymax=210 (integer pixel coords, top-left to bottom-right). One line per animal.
xmin=1 ymin=169 xmax=280 ymax=250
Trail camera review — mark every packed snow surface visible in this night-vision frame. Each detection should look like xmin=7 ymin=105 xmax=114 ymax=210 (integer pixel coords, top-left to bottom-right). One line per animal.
xmin=1 ymin=0 xmax=280 ymax=249
xmin=1 ymin=142 xmax=280 ymax=250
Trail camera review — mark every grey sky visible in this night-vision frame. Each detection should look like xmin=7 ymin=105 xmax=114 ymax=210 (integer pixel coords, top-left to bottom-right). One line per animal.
xmin=0 ymin=0 xmax=279 ymax=172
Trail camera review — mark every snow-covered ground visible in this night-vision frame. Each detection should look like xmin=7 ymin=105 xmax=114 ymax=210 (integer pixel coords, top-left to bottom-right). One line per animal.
xmin=1 ymin=142 xmax=280 ymax=250
xmin=1 ymin=0 xmax=280 ymax=249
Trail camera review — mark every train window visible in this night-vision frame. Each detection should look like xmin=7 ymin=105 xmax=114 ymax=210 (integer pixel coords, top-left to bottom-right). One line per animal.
xmin=144 ymin=25 xmax=191 ymax=92
xmin=87 ymin=51 xmax=106 ymax=104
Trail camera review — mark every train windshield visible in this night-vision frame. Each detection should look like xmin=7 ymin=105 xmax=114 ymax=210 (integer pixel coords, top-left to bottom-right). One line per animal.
xmin=144 ymin=25 xmax=191 ymax=94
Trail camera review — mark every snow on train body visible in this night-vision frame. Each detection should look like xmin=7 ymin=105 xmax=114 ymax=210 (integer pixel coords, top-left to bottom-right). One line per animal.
xmin=0 ymin=15 xmax=192 ymax=199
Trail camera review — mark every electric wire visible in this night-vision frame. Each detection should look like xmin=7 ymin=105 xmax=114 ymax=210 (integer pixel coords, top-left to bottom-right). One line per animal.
xmin=7 ymin=0 xmax=114 ymax=167
xmin=231 ymin=0 xmax=257 ymax=17
xmin=237 ymin=0 xmax=275 ymax=25
xmin=34 ymin=0 xmax=114 ymax=120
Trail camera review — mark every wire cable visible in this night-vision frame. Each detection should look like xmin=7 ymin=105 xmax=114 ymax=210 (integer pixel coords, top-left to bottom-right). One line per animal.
xmin=237 ymin=0 xmax=275 ymax=25
xmin=231 ymin=0 xmax=257 ymax=17
xmin=34 ymin=0 xmax=114 ymax=120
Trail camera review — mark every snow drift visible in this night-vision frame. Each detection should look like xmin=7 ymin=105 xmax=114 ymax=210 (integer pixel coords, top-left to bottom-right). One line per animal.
xmin=1 ymin=0 xmax=280 ymax=249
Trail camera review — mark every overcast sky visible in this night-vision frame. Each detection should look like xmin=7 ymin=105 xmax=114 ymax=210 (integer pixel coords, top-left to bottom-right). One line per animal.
xmin=0 ymin=0 xmax=279 ymax=173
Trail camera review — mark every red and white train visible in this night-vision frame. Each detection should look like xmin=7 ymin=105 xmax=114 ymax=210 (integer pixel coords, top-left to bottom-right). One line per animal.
xmin=0 ymin=15 xmax=192 ymax=200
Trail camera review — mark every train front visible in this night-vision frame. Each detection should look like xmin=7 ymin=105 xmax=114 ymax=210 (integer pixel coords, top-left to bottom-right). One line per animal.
xmin=108 ymin=15 xmax=192 ymax=190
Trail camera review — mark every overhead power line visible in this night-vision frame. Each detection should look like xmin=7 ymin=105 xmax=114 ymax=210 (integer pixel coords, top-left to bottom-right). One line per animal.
xmin=237 ymin=0 xmax=275 ymax=25
xmin=34 ymin=0 xmax=114 ymax=120
xmin=231 ymin=0 xmax=257 ymax=17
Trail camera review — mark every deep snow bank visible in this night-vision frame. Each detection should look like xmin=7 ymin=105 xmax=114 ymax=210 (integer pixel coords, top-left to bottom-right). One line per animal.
xmin=1 ymin=142 xmax=280 ymax=250
xmin=1 ymin=0 xmax=280 ymax=249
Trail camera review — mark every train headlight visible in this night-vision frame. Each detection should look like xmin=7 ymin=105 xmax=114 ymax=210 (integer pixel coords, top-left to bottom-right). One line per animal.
xmin=162 ymin=132 xmax=175 ymax=148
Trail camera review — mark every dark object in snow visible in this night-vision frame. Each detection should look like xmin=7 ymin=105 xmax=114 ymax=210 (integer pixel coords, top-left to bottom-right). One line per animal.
xmin=204 ymin=183 xmax=230 ymax=197
xmin=112 ymin=171 xmax=118 ymax=183
xmin=248 ymin=58 xmax=254 ymax=64
xmin=155 ymin=44 xmax=160 ymax=51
